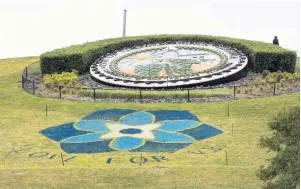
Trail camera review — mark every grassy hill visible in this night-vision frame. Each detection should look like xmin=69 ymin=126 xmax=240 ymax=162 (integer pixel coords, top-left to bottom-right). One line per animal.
xmin=0 ymin=57 xmax=299 ymax=189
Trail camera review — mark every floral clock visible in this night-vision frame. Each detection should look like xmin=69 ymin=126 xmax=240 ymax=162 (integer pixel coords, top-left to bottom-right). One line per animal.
xmin=40 ymin=109 xmax=223 ymax=153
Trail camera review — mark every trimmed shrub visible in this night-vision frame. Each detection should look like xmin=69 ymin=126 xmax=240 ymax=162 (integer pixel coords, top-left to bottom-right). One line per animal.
xmin=275 ymin=72 xmax=285 ymax=82
xmin=265 ymin=75 xmax=276 ymax=83
xmin=40 ymin=34 xmax=296 ymax=75
xmin=61 ymin=88 xmax=67 ymax=94
xmin=43 ymin=70 xmax=81 ymax=86
xmin=262 ymin=70 xmax=270 ymax=79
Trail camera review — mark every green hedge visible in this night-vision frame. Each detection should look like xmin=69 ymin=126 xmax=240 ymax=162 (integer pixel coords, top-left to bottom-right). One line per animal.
xmin=78 ymin=88 xmax=232 ymax=99
xmin=40 ymin=34 xmax=296 ymax=74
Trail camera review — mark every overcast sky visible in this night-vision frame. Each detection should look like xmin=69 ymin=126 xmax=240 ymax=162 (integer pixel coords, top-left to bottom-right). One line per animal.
xmin=0 ymin=0 xmax=300 ymax=58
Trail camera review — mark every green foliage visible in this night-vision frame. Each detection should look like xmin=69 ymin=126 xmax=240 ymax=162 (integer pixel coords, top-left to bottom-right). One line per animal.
xmin=262 ymin=70 xmax=270 ymax=79
xmin=275 ymin=72 xmax=285 ymax=82
xmin=1 ymin=57 xmax=301 ymax=189
xmin=244 ymin=80 xmax=251 ymax=86
xmin=295 ymin=57 xmax=300 ymax=73
xmin=75 ymin=83 xmax=83 ymax=90
xmin=40 ymin=34 xmax=296 ymax=74
xmin=43 ymin=70 xmax=80 ymax=86
xmin=293 ymin=73 xmax=300 ymax=80
xmin=255 ymin=78 xmax=264 ymax=84
xmin=256 ymin=71 xmax=299 ymax=85
xmin=265 ymin=75 xmax=276 ymax=83
xmin=79 ymin=88 xmax=232 ymax=99
xmin=61 ymin=88 xmax=67 ymax=94
xmin=258 ymin=106 xmax=300 ymax=189
xmin=135 ymin=64 xmax=163 ymax=78
xmin=280 ymin=81 xmax=286 ymax=88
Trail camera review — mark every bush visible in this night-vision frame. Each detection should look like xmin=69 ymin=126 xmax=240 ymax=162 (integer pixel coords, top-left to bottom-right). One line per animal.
xmin=262 ymin=70 xmax=270 ymax=79
xmin=244 ymin=89 xmax=249 ymax=94
xmin=275 ymin=73 xmax=285 ymax=82
xmin=293 ymin=73 xmax=300 ymax=81
xmin=258 ymin=106 xmax=300 ymax=189
xmin=75 ymin=83 xmax=82 ymax=90
xmin=280 ymin=81 xmax=286 ymax=88
xmin=43 ymin=70 xmax=80 ymax=86
xmin=71 ymin=89 xmax=77 ymax=95
xmin=255 ymin=78 xmax=264 ymax=84
xmin=236 ymin=89 xmax=241 ymax=94
xmin=265 ymin=75 xmax=276 ymax=83
xmin=40 ymin=34 xmax=296 ymax=75
xmin=61 ymin=88 xmax=67 ymax=94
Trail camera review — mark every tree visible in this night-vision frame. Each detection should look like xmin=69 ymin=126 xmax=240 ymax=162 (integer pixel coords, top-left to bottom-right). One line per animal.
xmin=258 ymin=106 xmax=300 ymax=189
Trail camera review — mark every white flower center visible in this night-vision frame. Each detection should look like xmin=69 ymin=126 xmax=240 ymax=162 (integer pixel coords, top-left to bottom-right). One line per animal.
xmin=100 ymin=123 xmax=162 ymax=140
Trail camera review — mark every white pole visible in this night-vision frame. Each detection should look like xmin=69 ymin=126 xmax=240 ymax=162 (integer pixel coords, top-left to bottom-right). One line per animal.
xmin=123 ymin=10 xmax=127 ymax=38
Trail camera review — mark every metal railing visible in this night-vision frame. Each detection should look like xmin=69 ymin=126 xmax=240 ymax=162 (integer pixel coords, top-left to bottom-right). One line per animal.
xmin=21 ymin=62 xmax=300 ymax=103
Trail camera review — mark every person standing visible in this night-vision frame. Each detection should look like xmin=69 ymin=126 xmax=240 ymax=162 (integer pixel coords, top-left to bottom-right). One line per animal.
xmin=273 ymin=36 xmax=279 ymax=45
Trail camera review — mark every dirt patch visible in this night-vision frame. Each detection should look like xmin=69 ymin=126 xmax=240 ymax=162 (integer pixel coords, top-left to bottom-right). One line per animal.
xmin=191 ymin=62 xmax=213 ymax=72
xmin=136 ymin=56 xmax=149 ymax=60
xmin=120 ymin=66 xmax=139 ymax=76
xmin=159 ymin=68 xmax=168 ymax=77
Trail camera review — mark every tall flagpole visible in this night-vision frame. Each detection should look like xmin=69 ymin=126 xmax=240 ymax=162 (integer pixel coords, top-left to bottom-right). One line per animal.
xmin=123 ymin=10 xmax=127 ymax=38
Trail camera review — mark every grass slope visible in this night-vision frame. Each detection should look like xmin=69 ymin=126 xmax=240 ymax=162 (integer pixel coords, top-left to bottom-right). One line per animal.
xmin=0 ymin=57 xmax=299 ymax=189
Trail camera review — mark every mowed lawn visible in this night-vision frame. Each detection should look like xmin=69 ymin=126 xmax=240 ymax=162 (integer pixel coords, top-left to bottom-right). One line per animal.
xmin=0 ymin=57 xmax=299 ymax=189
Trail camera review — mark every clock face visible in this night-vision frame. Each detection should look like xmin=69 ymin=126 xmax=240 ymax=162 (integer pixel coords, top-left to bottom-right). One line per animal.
xmin=114 ymin=45 xmax=224 ymax=78
xmin=90 ymin=43 xmax=248 ymax=88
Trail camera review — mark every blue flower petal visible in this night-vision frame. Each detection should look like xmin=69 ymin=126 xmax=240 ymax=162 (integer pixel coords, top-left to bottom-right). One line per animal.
xmin=119 ymin=112 xmax=154 ymax=125
xmin=110 ymin=137 xmax=144 ymax=150
xmin=82 ymin=109 xmax=136 ymax=121
xmin=158 ymin=120 xmax=201 ymax=131
xmin=180 ymin=123 xmax=223 ymax=140
xmin=61 ymin=140 xmax=115 ymax=153
xmin=40 ymin=122 xmax=90 ymax=142
xmin=61 ymin=132 xmax=107 ymax=143
xmin=151 ymin=130 xmax=195 ymax=143
xmin=75 ymin=120 xmax=113 ymax=132
xmin=147 ymin=110 xmax=199 ymax=122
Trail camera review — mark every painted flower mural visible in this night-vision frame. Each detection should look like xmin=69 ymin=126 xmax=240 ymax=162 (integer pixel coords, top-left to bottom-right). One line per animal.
xmin=40 ymin=109 xmax=223 ymax=153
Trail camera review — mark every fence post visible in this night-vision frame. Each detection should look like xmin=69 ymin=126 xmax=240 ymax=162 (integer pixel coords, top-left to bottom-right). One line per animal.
xmin=93 ymin=88 xmax=96 ymax=100
xmin=140 ymin=154 xmax=143 ymax=166
xmin=32 ymin=81 xmax=35 ymax=94
xmin=60 ymin=152 xmax=65 ymax=166
xmin=25 ymin=67 xmax=28 ymax=78
xmin=59 ymin=86 xmax=62 ymax=98
xmin=140 ymin=90 xmax=142 ymax=103
xmin=273 ymin=82 xmax=276 ymax=95
xmin=233 ymin=86 xmax=236 ymax=99
xmin=187 ymin=89 xmax=190 ymax=102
